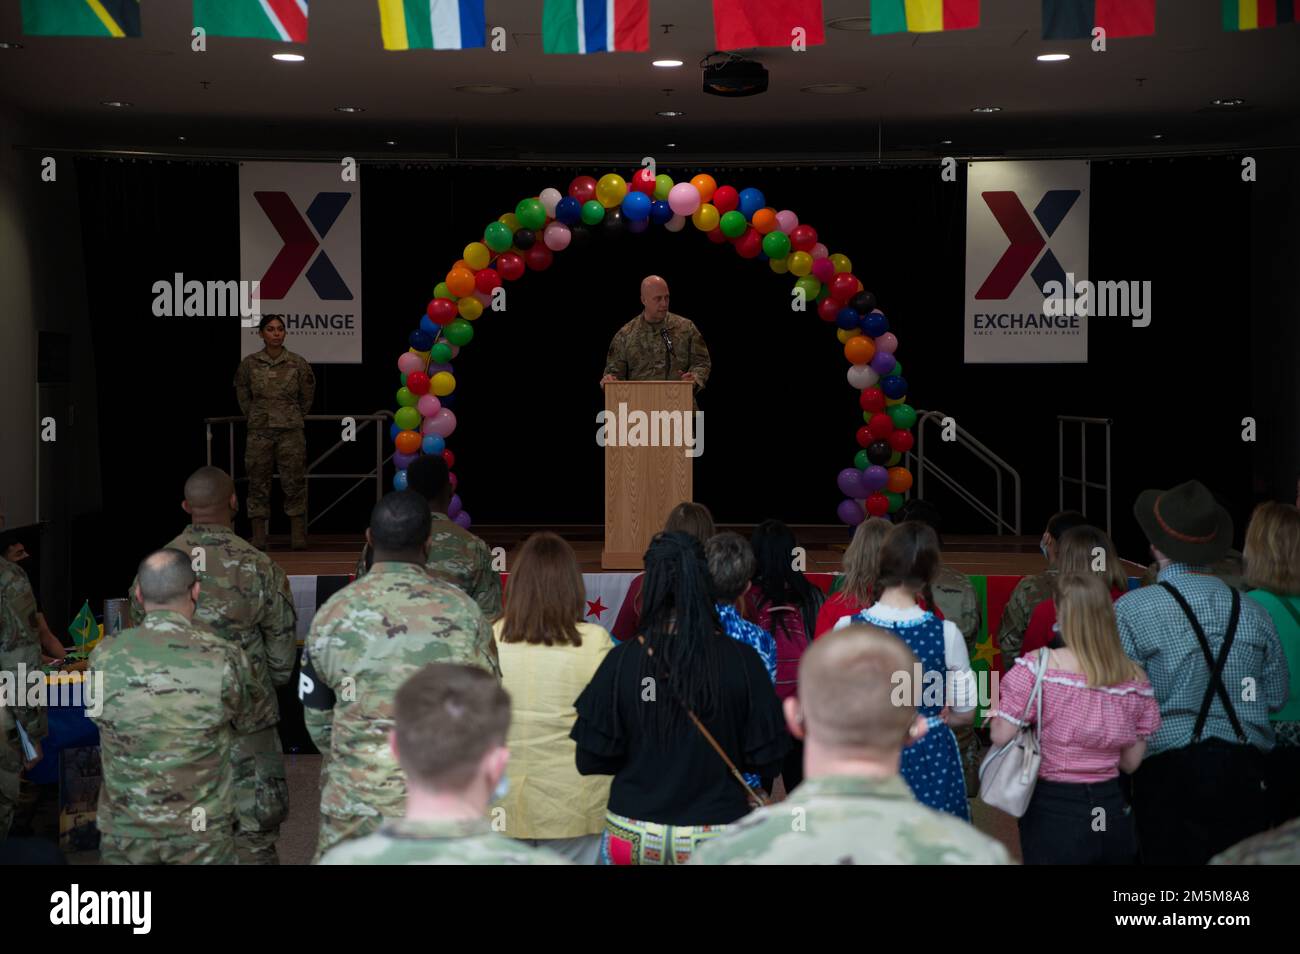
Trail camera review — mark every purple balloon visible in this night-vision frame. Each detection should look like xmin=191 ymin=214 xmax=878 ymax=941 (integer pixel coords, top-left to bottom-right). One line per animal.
xmin=393 ymin=451 xmax=417 ymax=470
xmin=837 ymin=498 xmax=865 ymax=526
xmin=428 ymin=362 xmax=454 ymax=375
xmin=446 ymin=494 xmax=462 ymax=519
xmin=869 ymin=351 xmax=897 ymax=376
xmin=453 ymin=510 xmax=472 ymax=530
xmin=863 ymin=465 xmax=889 ymax=492
xmin=836 ymin=467 xmax=865 ymax=498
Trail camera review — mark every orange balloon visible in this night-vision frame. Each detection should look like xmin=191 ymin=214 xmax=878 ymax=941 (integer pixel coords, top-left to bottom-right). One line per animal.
xmin=690 ymin=174 xmax=717 ymax=202
xmin=447 ymin=267 xmax=476 ymax=298
xmin=844 ymin=335 xmax=877 ymax=365
xmin=752 ymin=208 xmax=778 ymax=234
xmin=886 ymin=467 xmax=913 ymax=494
xmin=395 ymin=430 xmax=421 ymax=455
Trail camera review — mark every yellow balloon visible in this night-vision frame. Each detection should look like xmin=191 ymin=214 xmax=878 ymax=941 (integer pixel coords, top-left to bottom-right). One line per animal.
xmin=498 ymin=212 xmax=520 ymax=231
xmin=830 ymin=253 xmax=853 ymax=273
xmin=596 ymin=173 xmax=628 ymax=209
xmin=886 ymin=395 xmax=906 ymax=406
xmin=691 ymin=203 xmax=720 ymax=231
xmin=458 ymin=297 xmax=483 ymax=321
xmin=431 ymin=372 xmax=457 ymax=397
xmin=768 ymin=256 xmax=789 ymax=275
xmin=836 ymin=328 xmax=862 ymax=343
xmin=463 ymin=242 xmax=490 ymax=271
xmin=788 ymin=251 xmax=813 ymax=277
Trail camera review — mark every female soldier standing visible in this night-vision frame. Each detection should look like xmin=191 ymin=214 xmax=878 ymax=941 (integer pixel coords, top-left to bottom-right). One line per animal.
xmin=234 ymin=315 xmax=315 ymax=550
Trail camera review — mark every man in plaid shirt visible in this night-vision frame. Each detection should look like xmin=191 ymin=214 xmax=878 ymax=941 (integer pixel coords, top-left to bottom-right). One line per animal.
xmin=1116 ymin=480 xmax=1289 ymax=865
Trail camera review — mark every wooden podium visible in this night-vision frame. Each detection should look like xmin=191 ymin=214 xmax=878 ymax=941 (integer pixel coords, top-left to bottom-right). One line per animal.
xmin=602 ymin=380 xmax=695 ymax=569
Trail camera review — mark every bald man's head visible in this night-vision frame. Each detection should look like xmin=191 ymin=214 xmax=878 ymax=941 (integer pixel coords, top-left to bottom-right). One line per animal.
xmin=640 ymin=275 xmax=670 ymax=323
xmin=183 ymin=466 xmax=236 ymax=522
xmin=136 ymin=548 xmax=200 ymax=615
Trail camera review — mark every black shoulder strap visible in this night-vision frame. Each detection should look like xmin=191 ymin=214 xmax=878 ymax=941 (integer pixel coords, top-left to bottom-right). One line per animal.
xmin=1159 ymin=582 xmax=1246 ymax=743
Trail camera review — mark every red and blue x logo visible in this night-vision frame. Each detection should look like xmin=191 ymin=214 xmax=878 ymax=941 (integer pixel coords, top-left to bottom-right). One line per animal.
xmin=254 ymin=191 xmax=353 ymax=300
xmin=975 ymin=190 xmax=1081 ymax=300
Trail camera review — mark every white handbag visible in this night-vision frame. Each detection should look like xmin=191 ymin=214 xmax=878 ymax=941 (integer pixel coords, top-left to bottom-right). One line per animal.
xmin=977 ymin=648 xmax=1048 ymax=818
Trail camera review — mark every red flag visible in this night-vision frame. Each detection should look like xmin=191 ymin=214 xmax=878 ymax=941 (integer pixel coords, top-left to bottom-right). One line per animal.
xmin=1095 ymin=0 xmax=1155 ymax=38
xmin=712 ymin=0 xmax=825 ymax=50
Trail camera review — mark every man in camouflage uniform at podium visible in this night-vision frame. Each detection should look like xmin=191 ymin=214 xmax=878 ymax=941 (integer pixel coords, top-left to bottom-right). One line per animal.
xmin=600 ymin=275 xmax=711 ymax=391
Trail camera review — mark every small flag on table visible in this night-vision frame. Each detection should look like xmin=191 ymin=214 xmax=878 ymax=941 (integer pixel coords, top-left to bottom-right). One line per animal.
xmin=712 ymin=0 xmax=825 ymax=49
xmin=871 ymin=0 xmax=980 ymax=34
xmin=542 ymin=0 xmax=649 ymax=54
xmin=1222 ymin=1 xmax=1296 ymax=30
xmin=21 ymin=0 xmax=141 ymax=38
xmin=68 ymin=601 xmax=97 ymax=649
xmin=194 ymin=0 xmax=309 ymax=43
xmin=1042 ymin=1 xmax=1155 ymax=40
xmin=378 ymin=0 xmax=486 ymax=50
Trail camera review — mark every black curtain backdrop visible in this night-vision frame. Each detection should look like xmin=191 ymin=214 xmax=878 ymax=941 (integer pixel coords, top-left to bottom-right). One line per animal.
xmin=74 ymin=154 xmax=1281 ymax=606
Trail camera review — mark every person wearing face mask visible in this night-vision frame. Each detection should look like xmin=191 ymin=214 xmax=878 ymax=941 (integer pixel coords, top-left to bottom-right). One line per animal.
xmin=127 ymin=466 xmax=297 ymax=864
xmin=300 ymin=491 xmax=500 ymax=862
xmin=319 ymin=663 xmax=567 ymax=865
xmin=0 ymin=534 xmax=64 ymax=665
xmin=91 ymin=549 xmax=262 ymax=864
xmin=996 ymin=510 xmax=1088 ymax=672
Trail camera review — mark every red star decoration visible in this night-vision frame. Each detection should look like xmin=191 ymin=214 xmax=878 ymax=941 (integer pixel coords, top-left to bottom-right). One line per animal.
xmin=586 ymin=597 xmax=608 ymax=620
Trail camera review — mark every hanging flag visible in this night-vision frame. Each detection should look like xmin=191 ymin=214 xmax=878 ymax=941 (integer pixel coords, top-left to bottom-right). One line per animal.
xmin=1042 ymin=1 xmax=1155 ymax=40
xmin=542 ymin=0 xmax=649 ymax=53
xmin=21 ymin=0 xmax=141 ymax=38
xmin=194 ymin=0 xmax=309 ymax=43
xmin=871 ymin=0 xmax=979 ymax=34
xmin=1222 ymin=1 xmax=1296 ymax=30
xmin=712 ymin=0 xmax=825 ymax=49
xmin=377 ymin=0 xmax=486 ymax=50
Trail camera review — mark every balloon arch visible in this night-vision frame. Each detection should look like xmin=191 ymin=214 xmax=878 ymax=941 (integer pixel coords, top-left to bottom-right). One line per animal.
xmin=389 ymin=169 xmax=916 ymax=529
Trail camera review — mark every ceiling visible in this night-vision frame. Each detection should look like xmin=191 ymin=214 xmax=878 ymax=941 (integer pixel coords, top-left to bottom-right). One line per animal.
xmin=1 ymin=0 xmax=1297 ymax=159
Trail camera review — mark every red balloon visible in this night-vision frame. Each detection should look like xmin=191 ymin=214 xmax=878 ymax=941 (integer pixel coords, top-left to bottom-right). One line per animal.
xmin=712 ymin=185 xmax=739 ymax=214
xmin=630 ymin=168 xmax=656 ymax=194
xmin=497 ymin=251 xmax=525 ymax=281
xmin=707 ymin=227 xmax=728 ymax=244
xmin=568 ymin=176 xmax=597 ymax=203
xmin=889 ymin=429 xmax=914 ymax=454
xmin=865 ymin=493 xmax=890 ymax=517
xmin=442 ymin=449 xmax=456 ymax=469
xmin=426 ymin=298 xmax=457 ymax=326
xmin=831 ymin=272 xmax=858 ymax=301
xmin=407 ymin=372 xmax=431 ymax=396
xmin=790 ymin=225 xmax=818 ymax=252
xmin=867 ymin=413 xmax=895 ymax=440
xmin=856 ymin=425 xmax=873 ymax=448
xmin=735 ymin=227 xmax=763 ymax=259
xmin=525 ymin=244 xmax=554 ymax=271
xmin=818 ymin=298 xmax=841 ymax=323
xmin=859 ymin=387 xmax=886 ymax=413
xmin=448 ymin=471 xmax=458 ymax=490
xmin=475 ymin=268 xmax=501 ymax=294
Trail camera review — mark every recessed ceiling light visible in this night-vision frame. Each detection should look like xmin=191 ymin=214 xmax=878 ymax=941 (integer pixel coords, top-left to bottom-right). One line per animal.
xmin=384 ymin=140 xmax=396 ymax=145
xmin=652 ymin=59 xmax=683 ymax=68
xmin=101 ymin=101 xmax=132 ymax=108
xmin=657 ymin=110 xmax=684 ymax=117
xmin=971 ymin=105 xmax=1001 ymax=113
xmin=1152 ymin=133 xmax=1163 ymax=140
xmin=272 ymin=52 xmax=305 ymax=62
xmin=1037 ymin=53 xmax=1069 ymax=62
xmin=1211 ymin=97 xmax=1244 ymax=107
xmin=334 ymin=105 xmax=365 ymax=112
xmin=454 ymin=84 xmax=518 ymax=94
xmin=178 ymin=135 xmax=187 ymax=142
xmin=827 ymin=17 xmax=872 ymax=31
xmin=940 ymin=139 xmax=953 ymax=145
xmin=665 ymin=142 xmax=677 ymax=148
xmin=0 ymin=41 xmax=24 ymax=50
xmin=800 ymin=83 xmax=867 ymax=94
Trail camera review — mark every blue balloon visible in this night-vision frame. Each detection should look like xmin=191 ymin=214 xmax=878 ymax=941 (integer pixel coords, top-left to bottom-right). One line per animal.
xmin=555 ymin=196 xmax=582 ymax=226
xmin=863 ymin=311 xmax=890 ymax=337
xmin=422 ymin=434 xmax=446 ymax=455
xmin=881 ymin=374 xmax=909 ymax=400
xmin=420 ymin=315 xmax=438 ymax=335
xmin=389 ymin=423 xmax=401 ymax=441
xmin=738 ymin=187 xmax=766 ymax=219
xmin=409 ymin=330 xmax=433 ymax=351
xmin=836 ymin=307 xmax=861 ymax=330
xmin=621 ymin=191 xmax=652 ymax=222
xmin=393 ymin=470 xmax=408 ymax=491
xmin=649 ymin=199 xmax=673 ymax=225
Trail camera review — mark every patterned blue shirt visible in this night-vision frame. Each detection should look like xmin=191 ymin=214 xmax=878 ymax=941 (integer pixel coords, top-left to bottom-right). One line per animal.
xmin=1116 ymin=563 xmax=1289 ymax=757
xmin=716 ymin=602 xmax=777 ymax=791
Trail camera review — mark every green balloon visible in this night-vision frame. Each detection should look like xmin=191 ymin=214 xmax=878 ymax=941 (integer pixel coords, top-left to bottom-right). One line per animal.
xmin=794 ymin=276 xmax=821 ymax=300
xmin=396 ymin=386 xmax=417 ymax=408
xmin=889 ymin=359 xmax=903 ymax=378
xmin=394 ymin=406 xmax=420 ymax=431
xmin=887 ymin=403 xmax=917 ymax=430
xmin=433 ymin=281 xmax=456 ymax=302
xmin=653 ymin=174 xmax=674 ymax=201
xmin=762 ymin=230 xmax=791 ymax=260
xmin=816 ymin=284 xmax=830 ymax=301
xmin=484 ymin=221 xmax=513 ymax=253
xmin=720 ymin=210 xmax=747 ymax=238
xmin=887 ymin=452 xmax=902 ymax=467
xmin=430 ymin=342 xmax=453 ymax=364
xmin=854 ymin=449 xmax=870 ymax=471
xmin=581 ymin=199 xmax=605 ymax=225
xmin=516 ymin=197 xmax=546 ymax=231
xmin=885 ymin=491 xmax=904 ymax=513
xmin=400 ymin=373 xmax=408 ymax=387
xmin=445 ymin=318 xmax=474 ymax=347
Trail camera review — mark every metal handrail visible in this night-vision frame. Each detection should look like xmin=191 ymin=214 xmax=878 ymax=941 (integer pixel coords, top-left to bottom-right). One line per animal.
xmin=909 ymin=409 xmax=1021 ymax=535
xmin=1058 ymin=416 xmax=1113 ymax=536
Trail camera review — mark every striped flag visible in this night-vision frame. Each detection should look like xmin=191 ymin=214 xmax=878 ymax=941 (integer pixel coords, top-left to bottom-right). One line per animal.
xmin=542 ymin=0 xmax=649 ymax=53
xmin=194 ymin=0 xmax=309 ymax=42
xmin=21 ymin=0 xmax=141 ymax=38
xmin=378 ymin=0 xmax=486 ymax=49
xmin=1042 ymin=0 xmax=1155 ymax=40
xmin=871 ymin=0 xmax=980 ymax=34
xmin=1222 ymin=0 xmax=1296 ymax=30
xmin=712 ymin=0 xmax=825 ymax=49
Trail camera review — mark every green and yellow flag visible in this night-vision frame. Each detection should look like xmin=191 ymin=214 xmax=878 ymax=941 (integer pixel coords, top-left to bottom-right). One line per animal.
xmin=21 ymin=0 xmax=142 ymax=38
xmin=68 ymin=601 xmax=98 ymax=649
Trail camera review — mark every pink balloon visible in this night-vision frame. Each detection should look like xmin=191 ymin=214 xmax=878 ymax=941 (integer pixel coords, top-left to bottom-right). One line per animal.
xmin=668 ymin=182 xmax=701 ymax=216
xmin=812 ymin=258 xmax=836 ymax=283
xmin=875 ymin=332 xmax=899 ymax=354
xmin=416 ymin=394 xmax=441 ymax=418
xmin=449 ymin=344 xmax=461 ymax=357
xmin=775 ymin=210 xmax=799 ymax=233
xmin=664 ymin=214 xmax=686 ymax=232
xmin=448 ymin=472 xmax=458 ymax=490
xmin=398 ymin=352 xmax=423 ymax=375
xmin=847 ymin=364 xmax=880 ymax=390
xmin=543 ymin=222 xmax=572 ymax=251
xmin=810 ymin=243 xmax=829 ymax=260
xmin=473 ymin=290 xmax=492 ymax=307
xmin=426 ymin=407 xmax=457 ymax=438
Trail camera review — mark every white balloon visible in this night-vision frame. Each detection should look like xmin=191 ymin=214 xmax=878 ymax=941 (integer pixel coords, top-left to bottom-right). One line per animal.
xmin=846 ymin=364 xmax=880 ymax=390
xmin=664 ymin=214 xmax=686 ymax=232
xmin=539 ymin=187 xmax=563 ymax=217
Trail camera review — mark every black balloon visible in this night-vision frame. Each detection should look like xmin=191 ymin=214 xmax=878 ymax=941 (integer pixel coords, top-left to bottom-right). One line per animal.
xmin=603 ymin=207 xmax=625 ymax=234
xmin=866 ymin=439 xmax=892 ymax=466
xmin=568 ymin=224 xmax=591 ymax=248
xmin=850 ymin=290 xmax=877 ymax=314
xmin=512 ymin=228 xmax=536 ymax=250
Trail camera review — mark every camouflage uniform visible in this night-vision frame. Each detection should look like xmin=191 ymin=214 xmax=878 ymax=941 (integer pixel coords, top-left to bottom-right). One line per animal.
xmin=354 ymin=513 xmax=503 ymax=620
xmin=0 ymin=555 xmax=41 ymax=651
xmin=318 ymin=817 xmax=569 ymax=865
xmin=603 ymin=313 xmax=712 ymax=389
xmin=1210 ymin=816 xmax=1300 ymax=865
xmin=234 ymin=348 xmax=315 ymax=519
xmin=129 ymin=524 xmax=297 ymax=864
xmin=299 ymin=561 xmax=501 ymax=861
xmin=690 ymin=774 xmax=1012 ymax=865
xmin=931 ymin=566 xmax=985 ymax=793
xmin=1 ymin=582 xmax=41 ymax=841
xmin=997 ymin=569 xmax=1056 ymax=673
xmin=89 ymin=609 xmax=261 ymax=865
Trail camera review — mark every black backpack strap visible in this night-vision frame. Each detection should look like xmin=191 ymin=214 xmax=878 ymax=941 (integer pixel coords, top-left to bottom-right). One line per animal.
xmin=1159 ymin=582 xmax=1246 ymax=744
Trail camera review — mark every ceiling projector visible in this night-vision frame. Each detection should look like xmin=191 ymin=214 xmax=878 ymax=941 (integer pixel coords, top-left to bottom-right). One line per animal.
xmin=701 ymin=55 xmax=769 ymax=97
